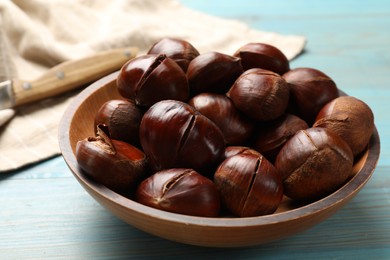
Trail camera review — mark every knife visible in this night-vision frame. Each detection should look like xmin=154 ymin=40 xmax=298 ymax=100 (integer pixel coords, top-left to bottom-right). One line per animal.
xmin=0 ymin=47 xmax=137 ymax=126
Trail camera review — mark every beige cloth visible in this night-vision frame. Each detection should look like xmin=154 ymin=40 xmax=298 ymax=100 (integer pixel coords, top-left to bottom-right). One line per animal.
xmin=0 ymin=0 xmax=306 ymax=172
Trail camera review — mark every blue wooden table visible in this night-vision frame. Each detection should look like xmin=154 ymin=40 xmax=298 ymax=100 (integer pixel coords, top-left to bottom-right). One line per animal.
xmin=1 ymin=1 xmax=389 ymax=259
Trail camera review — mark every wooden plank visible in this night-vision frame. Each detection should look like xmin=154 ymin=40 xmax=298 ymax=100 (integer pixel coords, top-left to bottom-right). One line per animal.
xmin=1 ymin=159 xmax=388 ymax=258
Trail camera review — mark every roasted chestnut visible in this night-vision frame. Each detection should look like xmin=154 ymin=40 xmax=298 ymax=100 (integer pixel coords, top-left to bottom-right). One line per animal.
xmin=147 ymin=37 xmax=200 ymax=72
xmin=233 ymin=42 xmax=290 ymax=75
xmin=75 ymin=38 xmax=376 ymax=219
xmin=214 ymin=151 xmax=283 ymax=217
xmin=251 ymin=114 xmax=308 ymax=163
xmin=187 ymin=52 xmax=243 ymax=95
xmin=223 ymin=146 xmax=261 ymax=159
xmin=94 ymin=99 xmax=143 ymax=146
xmin=136 ymin=168 xmax=220 ymax=217
xmin=227 ymin=68 xmax=289 ymax=122
xmin=188 ymin=93 xmax=253 ymax=145
xmin=117 ymin=54 xmax=189 ymax=107
xmin=274 ymin=127 xmax=354 ymax=201
xmin=283 ymin=67 xmax=339 ymax=125
xmin=313 ymin=96 xmax=374 ymax=157
xmin=76 ymin=126 xmax=149 ymax=195
xmin=139 ymin=100 xmax=225 ymax=174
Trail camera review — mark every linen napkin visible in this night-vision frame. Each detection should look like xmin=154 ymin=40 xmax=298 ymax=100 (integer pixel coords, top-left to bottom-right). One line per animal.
xmin=0 ymin=0 xmax=306 ymax=172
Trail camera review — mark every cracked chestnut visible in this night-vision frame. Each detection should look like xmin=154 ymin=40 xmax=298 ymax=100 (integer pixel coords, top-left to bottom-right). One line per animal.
xmin=147 ymin=37 xmax=200 ymax=72
xmin=187 ymin=52 xmax=243 ymax=95
xmin=75 ymin=126 xmax=149 ymax=195
xmin=117 ymin=54 xmax=189 ymax=107
xmin=274 ymin=127 xmax=354 ymax=201
xmin=251 ymin=114 xmax=308 ymax=163
xmin=223 ymin=146 xmax=261 ymax=159
xmin=94 ymin=99 xmax=143 ymax=146
xmin=136 ymin=168 xmax=220 ymax=217
xmin=188 ymin=93 xmax=253 ymax=145
xmin=233 ymin=42 xmax=290 ymax=75
xmin=139 ymin=100 xmax=225 ymax=174
xmin=313 ymin=96 xmax=374 ymax=157
xmin=214 ymin=150 xmax=283 ymax=217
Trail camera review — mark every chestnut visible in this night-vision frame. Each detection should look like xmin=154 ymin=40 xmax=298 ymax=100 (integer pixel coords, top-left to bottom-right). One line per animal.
xmin=187 ymin=52 xmax=243 ymax=95
xmin=214 ymin=151 xmax=283 ymax=217
xmin=94 ymin=99 xmax=144 ymax=146
xmin=227 ymin=68 xmax=289 ymax=122
xmin=251 ymin=114 xmax=308 ymax=163
xmin=117 ymin=54 xmax=189 ymax=107
xmin=274 ymin=127 xmax=354 ymax=201
xmin=147 ymin=37 xmax=200 ymax=72
xmin=313 ymin=96 xmax=374 ymax=157
xmin=233 ymin=42 xmax=290 ymax=75
xmin=282 ymin=67 xmax=339 ymax=125
xmin=223 ymin=146 xmax=261 ymax=159
xmin=139 ymin=100 xmax=225 ymax=174
xmin=136 ymin=168 xmax=220 ymax=217
xmin=188 ymin=93 xmax=253 ymax=145
xmin=75 ymin=126 xmax=149 ymax=195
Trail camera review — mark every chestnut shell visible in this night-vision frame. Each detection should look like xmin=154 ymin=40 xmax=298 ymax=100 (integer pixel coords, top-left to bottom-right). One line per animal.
xmin=251 ymin=114 xmax=308 ymax=163
xmin=283 ymin=67 xmax=339 ymax=125
xmin=94 ymin=99 xmax=143 ymax=146
xmin=313 ymin=96 xmax=374 ymax=157
xmin=139 ymin=100 xmax=225 ymax=174
xmin=136 ymin=168 xmax=220 ymax=217
xmin=227 ymin=68 xmax=289 ymax=122
xmin=116 ymin=54 xmax=189 ymax=107
xmin=214 ymin=152 xmax=283 ymax=217
xmin=188 ymin=93 xmax=253 ymax=145
xmin=274 ymin=127 xmax=354 ymax=201
xmin=75 ymin=128 xmax=148 ymax=195
xmin=187 ymin=52 xmax=243 ymax=95
xmin=147 ymin=37 xmax=200 ymax=72
xmin=233 ymin=42 xmax=290 ymax=75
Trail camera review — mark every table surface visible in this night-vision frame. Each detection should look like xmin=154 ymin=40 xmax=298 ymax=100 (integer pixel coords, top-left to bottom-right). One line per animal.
xmin=1 ymin=0 xmax=389 ymax=259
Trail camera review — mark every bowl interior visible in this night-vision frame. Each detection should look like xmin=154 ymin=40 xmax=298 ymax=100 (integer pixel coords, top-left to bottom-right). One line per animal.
xmin=59 ymin=71 xmax=380 ymax=247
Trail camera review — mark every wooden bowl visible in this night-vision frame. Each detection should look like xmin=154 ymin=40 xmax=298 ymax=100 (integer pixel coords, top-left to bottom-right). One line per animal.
xmin=58 ymin=71 xmax=380 ymax=248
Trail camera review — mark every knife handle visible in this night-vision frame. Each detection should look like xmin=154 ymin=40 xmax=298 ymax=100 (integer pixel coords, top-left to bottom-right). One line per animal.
xmin=11 ymin=47 xmax=137 ymax=107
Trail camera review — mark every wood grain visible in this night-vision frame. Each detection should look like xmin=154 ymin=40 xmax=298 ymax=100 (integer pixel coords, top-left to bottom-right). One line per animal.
xmin=12 ymin=47 xmax=137 ymax=107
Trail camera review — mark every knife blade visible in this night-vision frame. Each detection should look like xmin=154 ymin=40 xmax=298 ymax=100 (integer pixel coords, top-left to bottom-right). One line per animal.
xmin=0 ymin=47 xmax=137 ymax=110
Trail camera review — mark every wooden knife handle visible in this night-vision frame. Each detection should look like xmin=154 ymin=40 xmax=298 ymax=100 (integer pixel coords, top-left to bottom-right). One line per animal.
xmin=12 ymin=47 xmax=137 ymax=107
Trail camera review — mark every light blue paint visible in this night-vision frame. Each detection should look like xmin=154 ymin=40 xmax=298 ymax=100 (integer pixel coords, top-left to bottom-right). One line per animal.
xmin=1 ymin=0 xmax=389 ymax=258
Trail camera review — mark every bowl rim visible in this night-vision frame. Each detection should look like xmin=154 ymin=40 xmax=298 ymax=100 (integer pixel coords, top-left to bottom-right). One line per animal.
xmin=58 ymin=71 xmax=381 ymax=228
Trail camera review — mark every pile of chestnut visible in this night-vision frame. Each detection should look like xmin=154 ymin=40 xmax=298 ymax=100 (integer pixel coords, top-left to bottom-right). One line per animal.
xmin=76 ymin=38 xmax=374 ymax=218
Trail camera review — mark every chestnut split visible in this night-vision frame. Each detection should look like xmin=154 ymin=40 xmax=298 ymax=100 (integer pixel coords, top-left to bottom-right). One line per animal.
xmin=139 ymin=100 xmax=225 ymax=173
xmin=233 ymin=42 xmax=290 ymax=75
xmin=117 ymin=54 xmax=189 ymax=107
xmin=187 ymin=52 xmax=243 ymax=95
xmin=275 ymin=127 xmax=353 ymax=201
xmin=188 ymin=93 xmax=253 ymax=145
xmin=94 ymin=99 xmax=143 ymax=146
xmin=147 ymin=37 xmax=200 ymax=72
xmin=136 ymin=168 xmax=220 ymax=217
xmin=314 ymin=96 xmax=374 ymax=157
xmin=75 ymin=126 xmax=149 ymax=195
xmin=214 ymin=150 xmax=283 ymax=217
xmin=251 ymin=114 xmax=308 ymax=162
